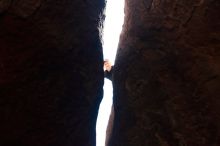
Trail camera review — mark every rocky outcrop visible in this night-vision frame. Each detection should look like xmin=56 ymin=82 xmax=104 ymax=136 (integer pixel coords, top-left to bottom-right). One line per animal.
xmin=0 ymin=0 xmax=105 ymax=145
xmin=1 ymin=0 xmax=220 ymax=145
xmin=110 ymin=0 xmax=220 ymax=146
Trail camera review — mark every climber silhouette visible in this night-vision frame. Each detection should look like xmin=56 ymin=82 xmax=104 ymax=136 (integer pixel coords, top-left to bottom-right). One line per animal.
xmin=104 ymin=59 xmax=113 ymax=81
xmin=103 ymin=59 xmax=114 ymax=145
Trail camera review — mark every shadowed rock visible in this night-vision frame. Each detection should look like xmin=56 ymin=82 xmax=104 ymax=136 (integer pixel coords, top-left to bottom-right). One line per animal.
xmin=0 ymin=0 xmax=105 ymax=145
xmin=109 ymin=0 xmax=220 ymax=146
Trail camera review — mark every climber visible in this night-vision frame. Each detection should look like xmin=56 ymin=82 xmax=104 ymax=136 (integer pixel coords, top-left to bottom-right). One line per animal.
xmin=103 ymin=59 xmax=115 ymax=145
xmin=104 ymin=59 xmax=113 ymax=81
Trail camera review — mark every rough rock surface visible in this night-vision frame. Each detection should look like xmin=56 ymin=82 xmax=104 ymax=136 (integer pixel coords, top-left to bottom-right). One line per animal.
xmin=109 ymin=0 xmax=220 ymax=146
xmin=0 ymin=0 xmax=105 ymax=145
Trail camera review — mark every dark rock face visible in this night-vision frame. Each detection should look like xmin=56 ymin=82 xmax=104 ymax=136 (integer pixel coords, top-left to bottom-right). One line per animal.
xmin=1 ymin=0 xmax=220 ymax=145
xmin=0 ymin=0 xmax=105 ymax=146
xmin=109 ymin=0 xmax=220 ymax=146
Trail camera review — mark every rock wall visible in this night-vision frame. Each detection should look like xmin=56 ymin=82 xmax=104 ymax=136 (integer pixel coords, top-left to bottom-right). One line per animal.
xmin=0 ymin=0 xmax=105 ymax=145
xmin=110 ymin=0 xmax=220 ymax=146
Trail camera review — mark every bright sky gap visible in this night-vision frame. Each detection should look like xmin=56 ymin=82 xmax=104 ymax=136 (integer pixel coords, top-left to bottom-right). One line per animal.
xmin=96 ymin=1 xmax=125 ymax=146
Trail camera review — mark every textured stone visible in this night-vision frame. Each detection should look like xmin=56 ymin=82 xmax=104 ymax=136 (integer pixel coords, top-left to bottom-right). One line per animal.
xmin=0 ymin=0 xmax=105 ymax=145
xmin=0 ymin=0 xmax=11 ymax=13
xmin=109 ymin=0 xmax=220 ymax=146
xmin=9 ymin=0 xmax=42 ymax=18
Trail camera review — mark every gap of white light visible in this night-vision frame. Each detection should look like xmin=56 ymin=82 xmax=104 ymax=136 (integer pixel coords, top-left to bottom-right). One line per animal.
xmin=96 ymin=0 xmax=125 ymax=146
